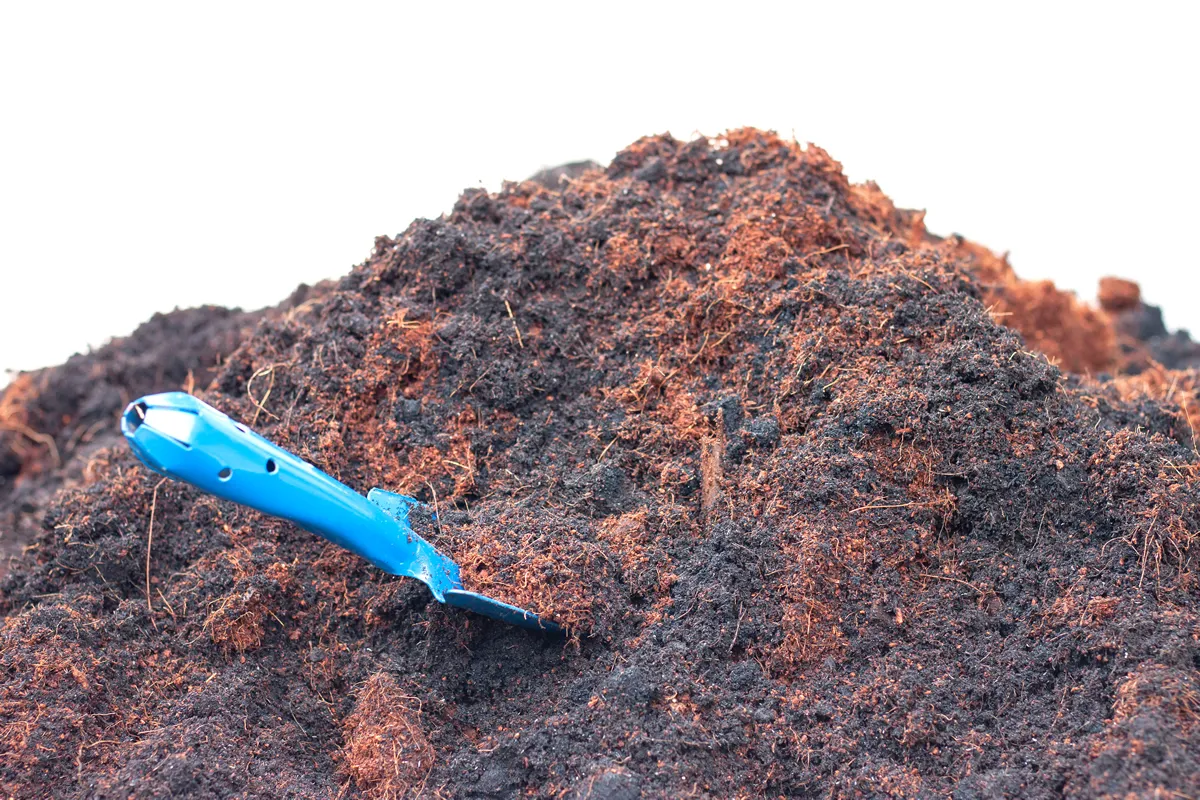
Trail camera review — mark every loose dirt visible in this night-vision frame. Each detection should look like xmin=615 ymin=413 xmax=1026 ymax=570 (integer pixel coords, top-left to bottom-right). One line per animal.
xmin=2 ymin=130 xmax=1198 ymax=798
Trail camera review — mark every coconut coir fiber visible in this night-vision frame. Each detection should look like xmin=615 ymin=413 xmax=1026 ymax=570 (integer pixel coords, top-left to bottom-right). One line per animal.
xmin=2 ymin=130 xmax=1199 ymax=798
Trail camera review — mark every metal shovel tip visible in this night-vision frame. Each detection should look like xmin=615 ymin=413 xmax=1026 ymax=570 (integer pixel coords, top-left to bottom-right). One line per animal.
xmin=444 ymin=589 xmax=564 ymax=635
xmin=369 ymin=489 xmax=563 ymax=634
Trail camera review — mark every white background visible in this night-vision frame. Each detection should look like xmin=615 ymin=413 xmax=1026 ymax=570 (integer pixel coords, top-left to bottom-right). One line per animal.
xmin=2 ymin=3 xmax=1197 ymax=386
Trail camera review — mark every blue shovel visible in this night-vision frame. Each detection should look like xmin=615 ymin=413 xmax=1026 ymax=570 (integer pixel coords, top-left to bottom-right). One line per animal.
xmin=121 ymin=392 xmax=559 ymax=633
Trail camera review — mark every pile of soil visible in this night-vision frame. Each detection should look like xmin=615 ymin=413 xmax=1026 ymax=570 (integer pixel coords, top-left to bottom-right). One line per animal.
xmin=3 ymin=130 xmax=1199 ymax=798
xmin=0 ymin=305 xmax=255 ymax=576
xmin=0 ymin=284 xmax=325 ymax=577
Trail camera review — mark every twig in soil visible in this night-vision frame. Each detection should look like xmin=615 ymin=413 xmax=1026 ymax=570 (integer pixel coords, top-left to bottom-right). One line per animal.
xmin=146 ymin=477 xmax=168 ymax=613
xmin=426 ymin=481 xmax=444 ymax=539
xmin=156 ymin=589 xmax=176 ymax=620
xmin=798 ymin=243 xmax=849 ymax=265
xmin=505 ymin=300 xmax=524 ymax=349
xmin=850 ymin=501 xmax=918 ymax=512
xmin=803 ymin=363 xmax=834 ymax=386
xmin=822 ymin=372 xmax=847 ymax=391
xmin=983 ymin=303 xmax=1013 ymax=321
xmin=901 ymin=272 xmax=938 ymax=293
xmin=247 ymin=363 xmax=286 ymax=424
xmin=729 ymin=603 xmax=745 ymax=651
xmin=289 ymin=707 xmax=315 ymax=741
xmin=467 ymin=365 xmax=493 ymax=393
xmin=918 ymin=572 xmax=984 ymax=595
xmin=450 ymin=364 xmax=493 ymax=398
xmin=1165 ymin=372 xmax=1180 ymax=404
xmin=1138 ymin=510 xmax=1160 ymax=591
xmin=386 ymin=308 xmax=423 ymax=329
xmin=597 ymin=437 xmax=618 ymax=463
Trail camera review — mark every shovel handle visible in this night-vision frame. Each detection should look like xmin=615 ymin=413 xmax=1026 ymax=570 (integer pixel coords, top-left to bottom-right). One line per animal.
xmin=120 ymin=392 xmax=457 ymax=593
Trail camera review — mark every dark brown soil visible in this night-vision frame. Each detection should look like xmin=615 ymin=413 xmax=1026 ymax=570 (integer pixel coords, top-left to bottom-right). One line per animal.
xmin=3 ymin=130 xmax=1199 ymax=799
xmin=0 ymin=305 xmax=255 ymax=577
xmin=0 ymin=284 xmax=328 ymax=578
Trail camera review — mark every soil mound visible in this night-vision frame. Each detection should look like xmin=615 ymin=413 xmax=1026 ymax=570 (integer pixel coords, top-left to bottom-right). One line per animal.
xmin=2 ymin=130 xmax=1198 ymax=798
xmin=0 ymin=284 xmax=327 ymax=577
xmin=1 ymin=305 xmax=255 ymax=577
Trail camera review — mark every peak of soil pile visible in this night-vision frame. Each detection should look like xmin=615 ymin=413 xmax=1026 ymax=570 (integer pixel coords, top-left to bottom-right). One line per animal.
xmin=3 ymin=129 xmax=1199 ymax=798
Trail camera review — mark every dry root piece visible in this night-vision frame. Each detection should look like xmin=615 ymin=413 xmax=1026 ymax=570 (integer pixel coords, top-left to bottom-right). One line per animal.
xmin=340 ymin=672 xmax=434 ymax=800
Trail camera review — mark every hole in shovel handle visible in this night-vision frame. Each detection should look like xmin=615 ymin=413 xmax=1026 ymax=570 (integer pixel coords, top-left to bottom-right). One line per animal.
xmin=124 ymin=402 xmax=149 ymax=433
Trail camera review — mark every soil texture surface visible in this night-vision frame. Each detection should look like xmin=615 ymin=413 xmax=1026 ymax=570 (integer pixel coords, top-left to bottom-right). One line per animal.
xmin=2 ymin=130 xmax=1199 ymax=799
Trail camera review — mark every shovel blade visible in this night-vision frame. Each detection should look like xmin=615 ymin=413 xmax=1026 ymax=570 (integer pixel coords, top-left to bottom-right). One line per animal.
xmin=368 ymin=488 xmax=562 ymax=634
xmin=445 ymin=589 xmax=563 ymax=634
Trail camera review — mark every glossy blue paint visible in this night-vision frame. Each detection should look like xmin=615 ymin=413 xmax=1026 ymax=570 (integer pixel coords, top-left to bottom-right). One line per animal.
xmin=121 ymin=392 xmax=560 ymax=634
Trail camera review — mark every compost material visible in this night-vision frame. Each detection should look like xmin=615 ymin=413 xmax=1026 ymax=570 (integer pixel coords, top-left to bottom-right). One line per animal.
xmin=3 ymin=130 xmax=1199 ymax=799
xmin=0 ymin=285 xmax=325 ymax=577
xmin=0 ymin=305 xmax=255 ymax=577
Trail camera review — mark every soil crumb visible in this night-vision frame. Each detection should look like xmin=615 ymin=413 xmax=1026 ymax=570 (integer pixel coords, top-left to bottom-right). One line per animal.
xmin=2 ymin=129 xmax=1199 ymax=798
